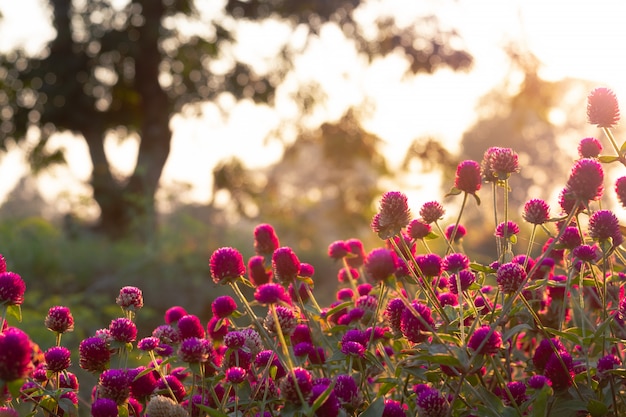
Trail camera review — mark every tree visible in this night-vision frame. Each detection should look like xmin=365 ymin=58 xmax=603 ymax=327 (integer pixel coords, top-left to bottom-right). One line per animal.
xmin=0 ymin=0 xmax=472 ymax=239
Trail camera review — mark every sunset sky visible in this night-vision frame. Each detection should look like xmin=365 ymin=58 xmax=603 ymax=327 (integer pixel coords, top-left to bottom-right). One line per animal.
xmin=0 ymin=0 xmax=625 ymax=214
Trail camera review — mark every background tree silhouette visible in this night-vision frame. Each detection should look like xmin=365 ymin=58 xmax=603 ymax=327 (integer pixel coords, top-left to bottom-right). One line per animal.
xmin=0 ymin=0 xmax=472 ymax=239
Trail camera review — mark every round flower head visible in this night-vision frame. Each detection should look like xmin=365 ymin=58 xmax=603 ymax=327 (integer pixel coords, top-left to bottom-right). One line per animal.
xmin=79 ymin=336 xmax=111 ymax=373
xmin=566 ymin=158 xmax=604 ymax=202
xmin=152 ymin=324 xmax=180 ymax=345
xmin=254 ymin=223 xmax=280 ymax=256
xmin=527 ymin=375 xmax=550 ymax=389
xmin=544 ymin=351 xmax=574 ymax=391
xmin=532 ymin=338 xmax=566 ymax=372
xmin=44 ymin=346 xmax=71 ymax=373
xmin=572 ymin=244 xmax=599 ymax=263
xmin=407 ymin=218 xmax=432 ymax=240
xmin=495 ymin=221 xmax=519 ymax=239
xmin=164 ymin=306 xmax=187 ymax=324
xmin=522 ymin=198 xmax=550 ymax=225
xmin=271 ymin=246 xmax=301 ymax=284
xmin=247 ymin=255 xmax=271 ymax=287
xmin=334 ymin=374 xmax=360 ymax=409
xmin=587 ymin=87 xmax=620 ymax=128
xmin=210 ymin=247 xmax=246 ymax=285
xmin=146 ymin=395 xmax=188 ymax=417
xmin=116 ymin=286 xmax=143 ymax=311
xmin=207 ymin=316 xmax=229 ymax=341
xmin=481 ymin=147 xmax=500 ymax=183
xmin=264 ymin=305 xmax=298 ymax=336
xmin=364 ymin=248 xmax=396 ymax=282
xmin=128 ymin=366 xmax=157 ymax=400
xmin=225 ymin=366 xmax=247 ymax=384
xmin=557 ymin=226 xmax=582 ymax=250
xmin=0 ymin=271 xmax=25 ymax=305
xmin=616 ymin=177 xmax=626 ymax=208
xmin=449 ymin=269 xmax=476 ymax=294
xmin=328 ymin=240 xmax=350 ymax=260
xmin=384 ymin=298 xmax=406 ymax=335
xmin=337 ymin=268 xmax=359 ymax=283
xmin=416 ymin=386 xmax=449 ymax=417
xmin=558 ymin=187 xmax=580 ymax=215
xmin=382 ymin=399 xmax=406 ymax=417
xmin=496 ymin=262 xmax=527 ymax=294
xmin=578 ymin=137 xmax=603 ymax=158
xmin=299 ymin=263 xmax=314 ymax=277
xmin=588 ymin=209 xmax=623 ymax=247
xmin=177 ymin=314 xmax=205 ymax=340
xmin=240 ymin=328 xmax=263 ymax=356
xmin=98 ymin=369 xmax=131 ymax=405
xmin=400 ymin=301 xmax=434 ymax=343
xmin=224 ymin=331 xmax=246 ymax=349
xmin=415 ymin=253 xmax=442 ymax=278
xmin=503 ymin=381 xmax=527 ymax=406
xmin=109 ymin=317 xmax=137 ymax=343
xmin=45 ymin=305 xmax=74 ymax=334
xmin=442 ymin=253 xmax=469 ymax=274
xmin=211 ymin=296 xmax=237 ymax=318
xmin=445 ymin=224 xmax=466 ymax=242
xmin=0 ymin=327 xmax=33 ymax=381
xmin=454 ymin=160 xmax=482 ymax=194
xmin=91 ymin=397 xmax=118 ymax=417
xmin=156 ymin=375 xmax=186 ymax=402
xmin=345 ymin=239 xmax=366 ymax=268
xmin=371 ymin=191 xmax=411 ymax=239
xmin=309 ymin=382 xmax=340 ymax=417
xmin=597 ymin=354 xmax=621 ymax=377
xmin=419 ymin=201 xmax=445 ymax=224
xmin=488 ymin=147 xmax=520 ymax=180
xmin=468 ymin=325 xmax=502 ymax=355
xmin=178 ymin=337 xmax=210 ymax=363
xmin=280 ymin=367 xmax=313 ymax=404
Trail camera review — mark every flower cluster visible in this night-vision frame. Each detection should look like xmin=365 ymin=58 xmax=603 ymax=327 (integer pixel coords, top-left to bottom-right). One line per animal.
xmin=1 ymin=87 xmax=626 ymax=417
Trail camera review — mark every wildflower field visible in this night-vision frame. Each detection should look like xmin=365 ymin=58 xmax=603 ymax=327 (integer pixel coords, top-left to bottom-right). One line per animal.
xmin=1 ymin=87 xmax=626 ymax=416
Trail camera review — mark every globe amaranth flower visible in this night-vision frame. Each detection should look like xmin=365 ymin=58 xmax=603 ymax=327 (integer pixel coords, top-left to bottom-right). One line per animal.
xmin=146 ymin=395 xmax=188 ymax=417
xmin=309 ymin=382 xmax=340 ymax=417
xmin=44 ymin=305 xmax=74 ymax=334
xmin=91 ymin=398 xmax=119 ymax=417
xmin=588 ymin=209 xmax=623 ymax=247
xmin=488 ymin=147 xmax=520 ymax=180
xmin=156 ymin=375 xmax=187 ymax=402
xmin=557 ymin=187 xmax=580 ymax=215
xmin=164 ymin=306 xmax=187 ymax=324
xmin=254 ymin=223 xmax=280 ymax=257
xmin=371 ymin=191 xmax=411 ymax=239
xmin=345 ymin=239 xmax=366 ymax=268
xmin=211 ymin=295 xmax=237 ymax=318
xmin=210 ymin=247 xmax=246 ymax=285
xmin=177 ymin=314 xmax=205 ymax=340
xmin=0 ymin=254 xmax=5 ymax=274
xmin=454 ymin=160 xmax=482 ymax=194
xmin=79 ymin=336 xmax=111 ymax=373
xmin=442 ymin=253 xmax=469 ymax=274
xmin=544 ymin=351 xmax=574 ymax=391
xmin=615 ymin=177 xmax=626 ymax=209
xmin=445 ymin=224 xmax=466 ymax=242
xmin=597 ymin=354 xmax=621 ymax=378
xmin=467 ymin=325 xmax=502 ymax=355
xmin=407 ymin=219 xmax=432 ymax=240
xmin=224 ymin=331 xmax=246 ymax=349
xmin=109 ymin=317 xmax=137 ymax=343
xmin=240 ymin=328 xmax=263 ymax=356
xmin=565 ymin=158 xmax=604 ymax=202
xmin=247 ymin=255 xmax=271 ymax=287
xmin=415 ymin=253 xmax=442 ymax=278
xmin=416 ymin=386 xmax=449 ymax=417
xmin=0 ymin=271 xmax=25 ymax=305
xmin=527 ymin=375 xmax=550 ymax=389
xmin=449 ymin=269 xmax=476 ymax=294
xmin=178 ymin=337 xmax=211 ymax=363
xmin=522 ymin=198 xmax=551 ymax=225
xmin=384 ymin=298 xmax=406 ymax=335
xmin=44 ymin=346 xmax=71 ymax=373
xmin=578 ymin=137 xmax=603 ymax=158
xmin=264 ymin=305 xmax=298 ymax=337
xmin=419 ymin=201 xmax=445 ymax=224
xmin=225 ymin=366 xmax=247 ymax=384
xmin=558 ymin=226 xmax=582 ymax=250
xmin=128 ymin=366 xmax=157 ymax=400
xmin=502 ymin=381 xmax=527 ymax=406
xmin=334 ymin=374 xmax=360 ymax=410
xmin=152 ymin=324 xmax=180 ymax=345
xmin=496 ymin=262 xmax=527 ymax=294
xmin=280 ymin=367 xmax=313 ymax=404
xmin=97 ymin=368 xmax=131 ymax=405
xmin=0 ymin=327 xmax=33 ymax=381
xmin=481 ymin=147 xmax=500 ymax=183
xmin=532 ymin=338 xmax=566 ymax=372
xmin=116 ymin=286 xmax=143 ymax=311
xmin=587 ymin=87 xmax=620 ymax=128
xmin=207 ymin=316 xmax=229 ymax=341
xmin=337 ymin=268 xmax=359 ymax=283
xmin=382 ymin=399 xmax=406 ymax=417
xmin=400 ymin=301 xmax=434 ymax=343
xmin=272 ymin=246 xmax=301 ymax=284
xmin=328 ymin=240 xmax=350 ymax=260
xmin=363 ymin=248 xmax=396 ymax=282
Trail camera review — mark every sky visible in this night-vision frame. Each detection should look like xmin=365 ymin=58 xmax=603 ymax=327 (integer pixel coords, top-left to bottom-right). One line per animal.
xmin=1 ymin=0 xmax=626 ymax=215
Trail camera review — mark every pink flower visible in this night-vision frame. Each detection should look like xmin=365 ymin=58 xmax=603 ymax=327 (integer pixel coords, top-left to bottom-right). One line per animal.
xmin=363 ymin=248 xmax=396 ymax=282
xmin=615 ymin=177 xmax=626 ymax=208
xmin=247 ymin=255 xmax=271 ymax=286
xmin=467 ymin=325 xmax=502 ymax=355
xmin=45 ymin=306 xmax=74 ymax=334
xmin=496 ymin=262 xmax=527 ymax=294
xmin=400 ymin=301 xmax=434 ymax=343
xmin=209 ymin=247 xmax=246 ymax=284
xmin=211 ymin=296 xmax=237 ymax=318
xmin=371 ymin=191 xmax=411 ymax=239
xmin=116 ymin=286 xmax=143 ymax=311
xmin=44 ymin=346 xmax=71 ymax=373
xmin=566 ymin=158 xmax=604 ymax=202
xmin=253 ymin=223 xmax=280 ymax=256
xmin=488 ymin=147 xmax=520 ymax=180
xmin=419 ymin=201 xmax=445 ymax=224
xmin=327 ymin=240 xmax=350 ymax=260
xmin=587 ymin=87 xmax=620 ymax=128
xmin=407 ymin=219 xmax=432 ymax=239
xmin=79 ymin=336 xmax=111 ymax=373
xmin=522 ymin=199 xmax=550 ymax=225
xmin=454 ymin=160 xmax=482 ymax=194
xmin=0 ymin=272 xmax=25 ymax=306
xmin=578 ymin=137 xmax=602 ymax=158
xmin=0 ymin=327 xmax=33 ymax=381
xmin=588 ymin=209 xmax=623 ymax=247
xmin=271 ymin=247 xmax=301 ymax=284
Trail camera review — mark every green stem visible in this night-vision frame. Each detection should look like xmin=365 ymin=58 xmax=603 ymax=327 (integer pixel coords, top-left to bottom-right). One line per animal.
xmin=445 ymin=192 xmax=469 ymax=256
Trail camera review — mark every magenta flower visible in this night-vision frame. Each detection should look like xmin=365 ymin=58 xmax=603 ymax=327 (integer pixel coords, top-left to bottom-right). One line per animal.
xmin=587 ymin=87 xmax=620 ymax=128
xmin=467 ymin=325 xmax=502 ymax=355
xmin=382 ymin=399 xmax=406 ymax=417
xmin=566 ymin=158 xmax=604 ymax=202
xmin=481 ymin=147 xmax=499 ymax=183
xmin=544 ymin=351 xmax=574 ymax=391
xmin=254 ymin=282 xmax=288 ymax=305
xmin=225 ymin=366 xmax=247 ymax=384
xmin=254 ymin=223 xmax=280 ymax=256
xmin=522 ymin=199 xmax=550 ymax=225
xmin=271 ymin=246 xmax=301 ymax=284
xmin=0 ymin=327 xmax=33 ymax=381
xmin=91 ymin=398 xmax=119 ymax=417
xmin=334 ymin=374 xmax=360 ymax=409
xmin=558 ymin=226 xmax=582 ymax=250
xmin=363 ymin=248 xmax=396 ymax=282
xmin=416 ymin=386 xmax=449 ymax=417
xmin=152 ymin=324 xmax=181 ymax=345
xmin=327 ymin=240 xmax=350 ymax=260
xmin=345 ymin=239 xmax=366 ymax=268
xmin=419 ymin=201 xmax=445 ymax=224
xmin=445 ymin=224 xmax=467 ymax=242
xmin=496 ymin=262 xmax=527 ymax=294
xmin=488 ymin=147 xmax=520 ymax=180
xmin=109 ymin=317 xmax=137 ymax=343
xmin=178 ymin=337 xmax=211 ymax=363
xmin=337 ymin=268 xmax=359 ymax=283
xmin=115 ymin=286 xmax=143 ymax=311
xmin=0 ymin=272 xmax=25 ymax=306
xmin=177 ymin=314 xmax=205 ymax=340
xmin=45 ymin=305 xmax=74 ymax=334
xmin=211 ymin=295 xmax=237 ymax=318
xmin=588 ymin=209 xmax=623 ymax=247
xmin=247 ymin=255 xmax=271 ymax=286
xmin=527 ymin=375 xmax=550 ymax=389
xmin=442 ymin=253 xmax=469 ymax=274
xmin=415 ymin=254 xmax=442 ymax=278
xmin=495 ymin=221 xmax=520 ymax=239
xmin=449 ymin=269 xmax=476 ymax=294
xmin=0 ymin=255 xmax=5 ymax=274
xmin=44 ymin=346 xmax=71 ymax=373
xmin=164 ymin=306 xmax=187 ymax=324
xmin=280 ymin=367 xmax=313 ymax=404
xmin=371 ymin=191 xmax=411 ymax=239
xmin=532 ymin=338 xmax=566 ymax=372
xmin=407 ymin=219 xmax=432 ymax=240
xmin=309 ymin=382 xmax=340 ymax=417
xmin=454 ymin=160 xmax=482 ymax=194
xmin=137 ymin=336 xmax=159 ymax=352
xmin=79 ymin=336 xmax=111 ymax=373
xmin=98 ymin=369 xmax=131 ymax=405
xmin=210 ymin=247 xmax=246 ymax=285
xmin=400 ymin=301 xmax=434 ymax=343
xmin=264 ymin=305 xmax=298 ymax=336
xmin=578 ymin=137 xmax=603 ymax=158
xmin=615 ymin=176 xmax=626 ymax=208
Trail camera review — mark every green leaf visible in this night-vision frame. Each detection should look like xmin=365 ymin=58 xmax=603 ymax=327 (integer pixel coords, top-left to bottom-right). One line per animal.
xmin=445 ymin=187 xmax=462 ymax=197
xmin=311 ymin=381 xmax=335 ymax=415
xmin=197 ymin=405 xmax=229 ymax=417
xmin=598 ymin=155 xmax=620 ymax=163
xmin=424 ymin=231 xmax=440 ymax=240
xmin=6 ymin=378 xmax=23 ymax=399
xmin=116 ymin=404 xmax=128 ymax=417
xmin=531 ymin=386 xmax=551 ymax=417
xmin=470 ymin=262 xmax=496 ymax=273
xmin=358 ymin=396 xmax=385 ymax=417
xmin=7 ymin=304 xmax=21 ymax=322
xmin=503 ymin=323 xmax=533 ymax=342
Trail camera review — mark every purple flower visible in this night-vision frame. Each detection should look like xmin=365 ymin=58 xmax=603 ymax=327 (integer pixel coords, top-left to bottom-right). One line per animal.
xmin=152 ymin=324 xmax=180 ymax=345
xmin=532 ymin=338 xmax=565 ymax=372
xmin=280 ymin=367 xmax=313 ymax=404
xmin=578 ymin=137 xmax=603 ymax=158
xmin=254 ymin=223 xmax=280 ymax=256
xmin=97 ymin=369 xmax=130 ymax=404
xmin=328 ymin=240 xmax=350 ymax=260
xmin=384 ymin=298 xmax=406 ymax=335
xmin=503 ymin=381 xmax=527 ymax=406
xmin=115 ymin=286 xmax=143 ymax=311
xmin=488 ymin=147 xmax=520 ymax=179
xmin=382 ymin=399 xmax=406 ymax=417
xmin=419 ymin=201 xmax=445 ymax=224
xmin=616 ymin=177 xmax=626 ymax=208
xmin=467 ymin=325 xmax=502 ymax=355
xmin=178 ymin=337 xmax=210 ymax=363
xmin=247 ymin=255 xmax=271 ymax=286
xmin=177 ymin=314 xmax=205 ymax=340
xmin=587 ymin=87 xmax=620 ymax=128
xmin=91 ymin=398 xmax=119 ymax=417
xmin=566 ymin=158 xmax=604 ymax=202
xmin=211 ymin=296 xmax=237 ymax=318
xmin=597 ymin=354 xmax=621 ymax=376
xmin=210 ymin=247 xmax=246 ymax=285
xmin=572 ymin=245 xmax=599 ymax=263
xmin=156 ymin=375 xmax=186 ymax=402
xmin=442 ymin=253 xmax=469 ymax=274
xmin=496 ymin=262 xmax=527 ymax=294
xmin=0 ymin=327 xmax=32 ymax=381
xmin=449 ymin=269 xmax=476 ymax=294
xmin=224 ymin=331 xmax=246 ymax=349
xmin=309 ymin=383 xmax=340 ymax=417
xmin=79 ymin=336 xmax=111 ymax=373
xmin=400 ymin=301 xmax=434 ymax=343
xmin=334 ymin=374 xmax=360 ymax=409
xmin=254 ymin=283 xmax=288 ymax=305
xmin=527 ymin=375 xmax=550 ymax=389
xmin=207 ymin=316 xmax=229 ymax=341
xmin=44 ymin=346 xmax=71 ymax=373
xmin=558 ymin=187 xmax=580 ymax=215
xmin=264 ymin=305 xmax=298 ymax=336
xmin=371 ymin=191 xmax=411 ymax=239
xmin=588 ymin=209 xmax=623 ymax=247
xmin=416 ymin=386 xmax=449 ymax=417
xmin=445 ymin=224 xmax=466 ymax=242
xmin=109 ymin=317 xmax=137 ymax=343
xmin=272 ymin=247 xmax=301 ymax=284
xmin=164 ymin=306 xmax=187 ymax=324
xmin=0 ymin=255 xmax=5 ymax=274
xmin=345 ymin=239 xmax=366 ymax=268
xmin=481 ymin=147 xmax=499 ymax=183
xmin=495 ymin=221 xmax=520 ymax=239
xmin=364 ymin=248 xmax=396 ymax=282
xmin=225 ymin=366 xmax=247 ymax=384
xmin=522 ymin=198 xmax=551 ymax=225
xmin=454 ymin=160 xmax=482 ymax=194
xmin=241 ymin=328 xmax=263 ymax=356
xmin=0 ymin=272 xmax=25 ymax=306
xmin=128 ymin=366 xmax=157 ymax=399
xmin=544 ymin=351 xmax=574 ymax=391
xmin=407 ymin=219 xmax=432 ymax=240
xmin=45 ymin=306 xmax=74 ymax=334
xmin=557 ymin=226 xmax=582 ymax=250
xmin=337 ymin=268 xmax=359 ymax=283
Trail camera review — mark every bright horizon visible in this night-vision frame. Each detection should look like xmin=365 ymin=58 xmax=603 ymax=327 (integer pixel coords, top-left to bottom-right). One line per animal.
xmin=1 ymin=0 xmax=626 ymax=217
